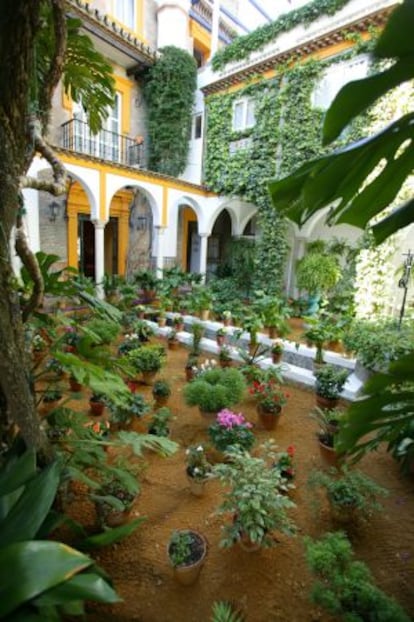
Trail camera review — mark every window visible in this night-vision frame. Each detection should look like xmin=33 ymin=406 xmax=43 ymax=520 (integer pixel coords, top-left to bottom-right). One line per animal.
xmin=193 ymin=114 xmax=203 ymax=139
xmin=72 ymin=94 xmax=122 ymax=163
xmin=114 ymin=0 xmax=135 ymax=30
xmin=232 ymin=97 xmax=256 ymax=132
xmin=312 ymin=54 xmax=369 ymax=110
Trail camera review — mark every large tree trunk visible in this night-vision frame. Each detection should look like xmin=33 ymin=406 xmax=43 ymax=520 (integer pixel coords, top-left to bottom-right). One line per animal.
xmin=0 ymin=2 xmax=43 ymax=448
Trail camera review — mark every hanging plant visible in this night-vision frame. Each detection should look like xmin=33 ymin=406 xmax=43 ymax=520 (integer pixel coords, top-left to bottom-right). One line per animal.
xmin=144 ymin=46 xmax=197 ymax=177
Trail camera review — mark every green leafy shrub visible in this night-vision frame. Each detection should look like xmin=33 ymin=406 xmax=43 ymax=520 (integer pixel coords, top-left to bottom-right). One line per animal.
xmin=304 ymin=531 xmax=410 ymax=621
xmin=183 ymin=367 xmax=246 ymax=412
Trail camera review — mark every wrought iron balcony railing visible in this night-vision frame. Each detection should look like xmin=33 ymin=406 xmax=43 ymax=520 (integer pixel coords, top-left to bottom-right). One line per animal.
xmin=61 ymin=119 xmax=144 ymax=168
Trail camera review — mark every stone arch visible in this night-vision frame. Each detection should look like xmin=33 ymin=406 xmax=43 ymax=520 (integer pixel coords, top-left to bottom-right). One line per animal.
xmin=106 ymin=180 xmax=160 ymax=227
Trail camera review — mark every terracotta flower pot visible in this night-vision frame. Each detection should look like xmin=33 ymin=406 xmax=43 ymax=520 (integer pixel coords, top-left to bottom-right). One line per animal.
xmin=154 ymin=395 xmax=169 ymax=408
xmin=187 ymin=475 xmax=207 ymax=497
xmin=257 ymin=403 xmax=282 ymax=430
xmin=219 ymin=359 xmax=232 ymax=368
xmin=142 ymin=370 xmax=157 ymax=386
xmin=168 ymin=530 xmax=207 ymax=586
xmin=316 ymin=394 xmax=339 ymax=410
xmin=126 ymin=379 xmax=140 ymax=393
xmin=89 ymin=400 xmax=105 ymax=416
xmin=168 ymin=340 xmax=180 ymax=351
xmin=185 ymin=366 xmax=196 ymax=381
xmin=216 ymin=335 xmax=225 ymax=347
xmin=238 ymin=532 xmax=262 ymax=552
xmin=272 ymin=352 xmax=283 ymax=364
xmin=318 ymin=440 xmax=343 ymax=468
xmin=69 ymin=377 xmax=82 ymax=392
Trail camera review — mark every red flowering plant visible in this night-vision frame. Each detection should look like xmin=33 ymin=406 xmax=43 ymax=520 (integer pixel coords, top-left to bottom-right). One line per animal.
xmin=208 ymin=409 xmax=255 ymax=453
xmin=249 ymin=377 xmax=290 ymax=413
xmin=273 ymin=445 xmax=296 ymax=481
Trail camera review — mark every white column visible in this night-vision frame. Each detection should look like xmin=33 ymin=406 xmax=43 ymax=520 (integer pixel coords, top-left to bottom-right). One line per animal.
xmin=155 ymin=226 xmax=165 ymax=279
xmin=93 ymin=221 xmax=106 ymax=299
xmin=199 ymin=233 xmax=208 ymax=282
xmin=210 ymin=0 xmax=221 ymax=59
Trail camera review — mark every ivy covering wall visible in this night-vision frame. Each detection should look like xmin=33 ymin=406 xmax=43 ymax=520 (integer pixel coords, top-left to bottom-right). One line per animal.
xmin=204 ymin=40 xmax=373 ymax=295
xmin=212 ymin=0 xmax=351 ymax=71
xmin=144 ymin=46 xmax=197 ymax=177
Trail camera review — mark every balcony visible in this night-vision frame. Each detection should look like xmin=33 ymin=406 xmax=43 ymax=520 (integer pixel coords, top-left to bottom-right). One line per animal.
xmin=61 ymin=119 xmax=144 ymax=168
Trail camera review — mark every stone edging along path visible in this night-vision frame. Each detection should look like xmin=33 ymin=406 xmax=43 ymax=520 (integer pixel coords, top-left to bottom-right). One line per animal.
xmin=147 ymin=314 xmax=362 ymax=402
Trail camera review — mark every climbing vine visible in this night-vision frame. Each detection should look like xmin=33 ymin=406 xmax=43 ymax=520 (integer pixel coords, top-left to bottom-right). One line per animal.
xmin=212 ymin=0 xmax=351 ymax=71
xmin=204 ymin=77 xmax=288 ymax=292
xmin=205 ymin=39 xmax=372 ymax=295
xmin=144 ymin=46 xmax=197 ymax=177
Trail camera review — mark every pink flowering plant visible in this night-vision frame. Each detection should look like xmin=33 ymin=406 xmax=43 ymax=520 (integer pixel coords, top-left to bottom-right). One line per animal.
xmin=208 ymin=409 xmax=255 ymax=453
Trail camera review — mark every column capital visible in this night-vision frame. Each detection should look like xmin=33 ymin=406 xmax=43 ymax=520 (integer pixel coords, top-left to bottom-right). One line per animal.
xmin=92 ymin=220 xmax=107 ymax=230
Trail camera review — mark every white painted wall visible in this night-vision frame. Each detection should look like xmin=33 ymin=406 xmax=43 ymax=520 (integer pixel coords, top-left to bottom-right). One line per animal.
xmin=156 ymin=0 xmax=192 ymax=51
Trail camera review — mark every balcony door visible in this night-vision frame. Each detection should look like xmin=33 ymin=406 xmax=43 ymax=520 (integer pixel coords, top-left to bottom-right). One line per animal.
xmin=73 ymin=93 xmax=122 ymax=163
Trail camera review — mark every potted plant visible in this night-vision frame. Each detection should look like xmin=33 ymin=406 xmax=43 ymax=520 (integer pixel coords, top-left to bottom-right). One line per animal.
xmin=296 ymin=252 xmax=341 ymax=315
xmin=249 ymin=373 xmax=290 ymax=430
xmin=89 ymin=391 xmax=106 ymax=416
xmin=135 ymin=303 xmax=146 ymax=319
xmin=133 ymin=319 xmax=154 ymax=343
xmin=271 ymin=340 xmax=284 ymax=364
xmin=184 ymin=352 xmax=199 ymax=382
xmin=44 ymin=357 xmax=65 ymax=379
xmin=148 ymin=406 xmax=172 ymax=437
xmin=183 ymin=366 xmax=246 ymax=421
xmin=218 ymin=345 xmax=232 ymax=368
xmin=190 ymin=321 xmax=205 ymax=355
xmin=157 ymin=308 xmax=167 ymax=327
xmin=208 ymin=409 xmax=254 ymax=455
xmin=222 ymin=310 xmax=232 ymax=327
xmin=118 ymin=332 xmax=141 ymax=356
xmin=108 ymin=393 xmax=150 ymax=431
xmin=172 ymin=313 xmax=185 ymax=332
xmin=127 ymin=344 xmax=166 ymax=385
xmin=87 ymin=317 xmax=120 ymax=346
xmin=304 ymin=532 xmax=410 ymax=621
xmin=94 ymin=474 xmax=140 ymax=528
xmin=62 ymin=327 xmax=80 ymax=353
xmin=167 ymin=328 xmax=180 ymax=350
xmin=167 ymin=529 xmax=208 ymax=585
xmin=216 ymin=327 xmax=228 ymax=347
xmin=152 ymin=379 xmax=171 ymax=407
xmin=213 ymin=444 xmax=296 ymax=551
xmin=241 ymin=313 xmax=263 ymax=354
xmin=314 ymin=364 xmax=348 ymax=409
xmin=41 ymin=387 xmax=63 ymax=414
xmin=134 ymin=269 xmax=159 ymax=303
xmin=310 ymin=406 xmax=345 ymax=467
xmin=185 ymin=444 xmax=212 ymax=496
xmin=273 ymin=445 xmax=296 ymax=485
xmin=308 ymin=466 xmax=388 ymax=524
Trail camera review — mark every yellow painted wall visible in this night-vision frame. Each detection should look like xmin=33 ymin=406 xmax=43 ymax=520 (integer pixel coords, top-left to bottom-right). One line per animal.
xmin=66 ymin=181 xmax=131 ymax=275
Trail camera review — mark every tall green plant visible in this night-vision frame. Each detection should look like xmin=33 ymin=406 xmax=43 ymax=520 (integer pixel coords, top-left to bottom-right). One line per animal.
xmin=144 ymin=46 xmax=197 ymax=176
